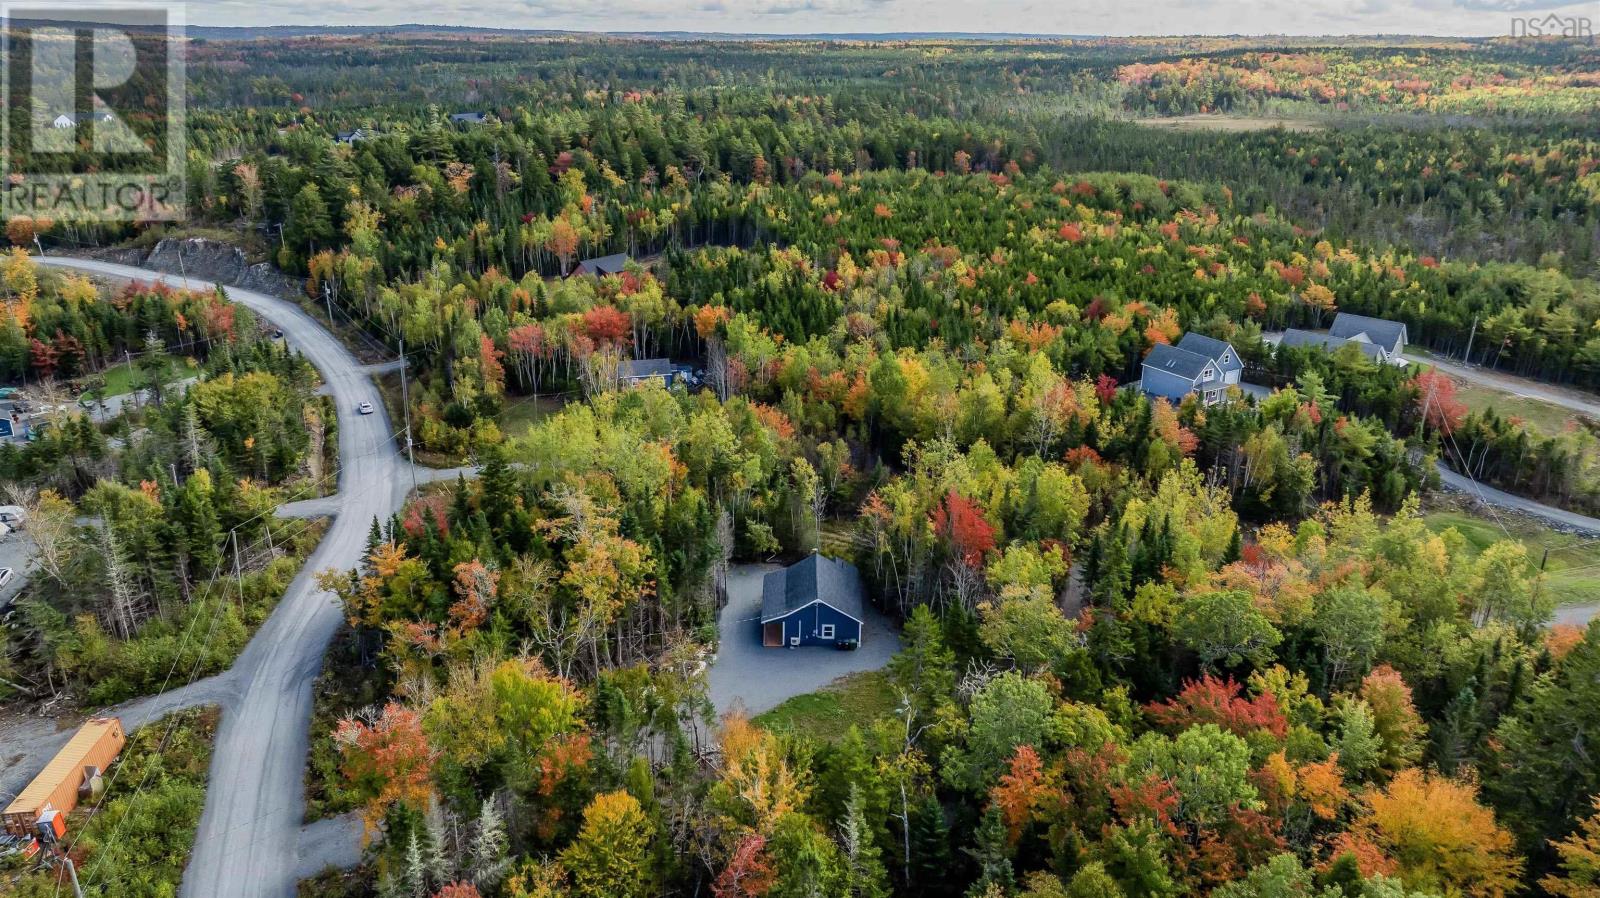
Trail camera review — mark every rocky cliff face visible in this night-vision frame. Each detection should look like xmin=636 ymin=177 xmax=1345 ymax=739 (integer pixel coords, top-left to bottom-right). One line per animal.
xmin=81 ymin=238 xmax=303 ymax=299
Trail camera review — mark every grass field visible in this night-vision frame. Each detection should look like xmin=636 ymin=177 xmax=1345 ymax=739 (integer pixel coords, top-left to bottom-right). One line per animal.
xmin=752 ymin=669 xmax=899 ymax=741
xmin=86 ymin=357 xmax=199 ymax=399
xmin=499 ymin=393 xmax=571 ymax=438
xmin=1135 ymin=114 xmax=1325 ymax=132
xmin=1423 ymin=506 xmax=1600 ymax=606
xmin=1453 ymin=380 xmax=1580 ymax=436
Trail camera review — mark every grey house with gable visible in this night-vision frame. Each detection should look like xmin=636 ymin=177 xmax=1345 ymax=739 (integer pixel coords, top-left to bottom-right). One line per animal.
xmin=1329 ymin=313 xmax=1408 ymax=360
xmin=1140 ymin=333 xmax=1242 ymax=406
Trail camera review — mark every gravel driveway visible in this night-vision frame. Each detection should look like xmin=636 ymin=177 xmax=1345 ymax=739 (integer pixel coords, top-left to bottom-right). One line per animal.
xmin=706 ymin=562 xmax=901 ymax=717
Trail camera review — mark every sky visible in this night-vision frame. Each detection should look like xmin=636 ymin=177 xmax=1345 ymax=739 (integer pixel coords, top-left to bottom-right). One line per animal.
xmin=186 ymin=0 xmax=1600 ymax=37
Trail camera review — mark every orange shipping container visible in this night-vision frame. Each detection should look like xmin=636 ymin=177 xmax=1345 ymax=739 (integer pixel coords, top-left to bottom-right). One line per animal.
xmin=2 ymin=717 xmax=125 ymax=836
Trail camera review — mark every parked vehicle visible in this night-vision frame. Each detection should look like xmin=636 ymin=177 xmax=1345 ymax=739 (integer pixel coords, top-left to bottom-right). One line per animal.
xmin=2 ymin=718 xmax=125 ymax=836
xmin=0 ymin=568 xmax=15 ymax=587
xmin=0 ymin=505 xmax=27 ymax=530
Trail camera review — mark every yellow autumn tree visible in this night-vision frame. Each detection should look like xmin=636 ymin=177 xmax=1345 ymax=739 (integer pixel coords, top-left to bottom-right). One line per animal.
xmin=1360 ymin=768 xmax=1523 ymax=898
xmin=560 ymin=791 xmax=654 ymax=898
xmin=1544 ymin=795 xmax=1600 ymax=898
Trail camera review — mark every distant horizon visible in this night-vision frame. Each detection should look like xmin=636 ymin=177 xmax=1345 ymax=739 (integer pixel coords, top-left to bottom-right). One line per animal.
xmin=147 ymin=0 xmax=1600 ymax=40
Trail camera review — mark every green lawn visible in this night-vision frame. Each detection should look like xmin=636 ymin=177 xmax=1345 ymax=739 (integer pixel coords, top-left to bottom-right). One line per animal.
xmin=1423 ymin=508 xmax=1600 ymax=607
xmin=86 ymin=357 xmax=199 ymax=399
xmin=1452 ymin=381 xmax=1578 ymax=436
xmin=753 ymin=670 xmax=899 ymax=741
xmin=499 ymin=393 xmax=571 ymax=439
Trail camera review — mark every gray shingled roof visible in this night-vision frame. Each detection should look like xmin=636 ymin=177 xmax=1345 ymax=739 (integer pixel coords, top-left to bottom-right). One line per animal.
xmin=761 ymin=554 xmax=865 ymax=623
xmin=1144 ymin=343 xmax=1215 ymax=382
xmin=449 ymin=112 xmax=488 ymax=124
xmin=619 ymin=358 xmax=675 ymax=380
xmin=1177 ymin=333 xmax=1242 ymax=372
xmin=1329 ymin=313 xmax=1407 ymax=350
xmin=1280 ymin=328 xmax=1388 ymax=362
xmin=575 ymin=253 xmax=631 ymax=276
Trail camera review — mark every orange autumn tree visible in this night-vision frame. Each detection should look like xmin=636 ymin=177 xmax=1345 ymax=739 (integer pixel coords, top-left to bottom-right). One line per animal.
xmin=1359 ymin=768 xmax=1523 ymax=898
xmin=991 ymin=745 xmax=1056 ymax=845
xmin=335 ymin=702 xmax=436 ymax=834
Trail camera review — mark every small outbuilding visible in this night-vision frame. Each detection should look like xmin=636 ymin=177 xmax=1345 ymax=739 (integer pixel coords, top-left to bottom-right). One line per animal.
xmin=760 ymin=554 xmax=865 ymax=648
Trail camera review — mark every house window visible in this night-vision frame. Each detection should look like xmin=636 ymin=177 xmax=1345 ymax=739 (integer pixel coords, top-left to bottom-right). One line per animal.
xmin=1205 ymin=391 xmax=1218 ymax=403
xmin=820 ymin=624 xmax=836 ymax=640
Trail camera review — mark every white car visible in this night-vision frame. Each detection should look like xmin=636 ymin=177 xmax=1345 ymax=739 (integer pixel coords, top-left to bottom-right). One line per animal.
xmin=357 ymin=402 xmax=375 ymax=415
xmin=0 ymin=568 xmax=15 ymax=588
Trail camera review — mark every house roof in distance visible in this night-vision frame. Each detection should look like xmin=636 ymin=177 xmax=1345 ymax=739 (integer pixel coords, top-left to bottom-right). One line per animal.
xmin=575 ymin=253 xmax=630 ymax=275
xmin=1330 ymin=312 xmax=1407 ymax=349
xmin=760 ymin=554 xmax=865 ymax=623
xmin=1281 ymin=328 xmax=1389 ymax=361
xmin=618 ymin=358 xmax=675 ymax=380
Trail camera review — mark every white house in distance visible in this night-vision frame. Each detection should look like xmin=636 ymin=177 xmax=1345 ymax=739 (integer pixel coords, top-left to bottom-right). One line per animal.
xmin=51 ymin=111 xmax=112 ymax=129
xmin=1140 ymin=332 xmax=1243 ymax=406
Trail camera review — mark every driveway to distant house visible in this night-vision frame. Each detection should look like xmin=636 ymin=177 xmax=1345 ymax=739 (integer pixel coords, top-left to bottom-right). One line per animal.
xmin=706 ymin=563 xmax=902 ymax=717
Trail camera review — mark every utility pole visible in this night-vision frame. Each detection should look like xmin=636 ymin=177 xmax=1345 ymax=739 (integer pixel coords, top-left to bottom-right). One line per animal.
xmin=399 ymin=338 xmax=417 ymax=494
xmin=1462 ymin=313 xmax=1478 ymax=366
xmin=231 ymin=530 xmax=245 ymax=609
xmin=54 ymin=848 xmax=83 ymax=898
xmin=125 ymin=349 xmax=138 ymax=411
xmin=323 ymin=281 xmax=335 ymax=328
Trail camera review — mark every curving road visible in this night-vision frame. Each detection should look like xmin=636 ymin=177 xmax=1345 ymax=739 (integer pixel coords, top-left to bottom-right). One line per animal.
xmin=37 ymin=256 xmax=412 ymax=898
xmin=1434 ymin=464 xmax=1600 ymax=536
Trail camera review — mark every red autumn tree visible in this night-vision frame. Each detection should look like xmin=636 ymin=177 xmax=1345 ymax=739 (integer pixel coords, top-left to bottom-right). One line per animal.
xmin=1414 ymin=369 xmax=1467 ymax=434
xmin=1146 ymin=675 xmax=1288 ymax=740
xmin=713 ymin=833 xmax=777 ymax=898
xmin=933 ymin=490 xmax=996 ymax=568
xmin=581 ymin=305 xmax=631 ymax=347
xmin=1095 ymin=374 xmax=1119 ymax=407
xmin=434 ymin=884 xmax=482 ymax=898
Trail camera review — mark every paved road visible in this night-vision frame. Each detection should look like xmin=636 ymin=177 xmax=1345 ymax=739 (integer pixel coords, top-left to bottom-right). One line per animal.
xmin=1434 ymin=464 xmax=1600 ymax=536
xmin=38 ymin=256 xmax=415 ymax=898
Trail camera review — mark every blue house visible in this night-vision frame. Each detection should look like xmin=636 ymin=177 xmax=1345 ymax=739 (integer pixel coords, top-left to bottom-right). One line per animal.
xmin=1140 ymin=333 xmax=1242 ymax=406
xmin=760 ymin=554 xmax=865 ymax=648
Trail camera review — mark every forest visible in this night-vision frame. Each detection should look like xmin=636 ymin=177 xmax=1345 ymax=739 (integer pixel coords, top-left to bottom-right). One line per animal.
xmin=3 ymin=28 xmax=1600 ymax=898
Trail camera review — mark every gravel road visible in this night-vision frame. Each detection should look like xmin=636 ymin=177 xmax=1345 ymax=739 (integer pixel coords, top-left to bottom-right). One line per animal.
xmin=38 ymin=256 xmax=414 ymax=898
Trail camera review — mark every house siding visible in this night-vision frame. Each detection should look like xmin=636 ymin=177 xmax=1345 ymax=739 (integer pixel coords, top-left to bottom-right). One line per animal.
xmin=1141 ymin=366 xmax=1197 ymax=402
xmin=775 ymin=602 xmax=862 ymax=647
